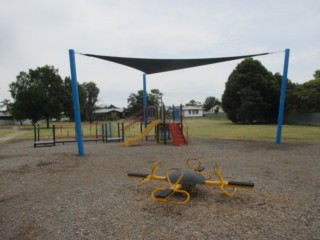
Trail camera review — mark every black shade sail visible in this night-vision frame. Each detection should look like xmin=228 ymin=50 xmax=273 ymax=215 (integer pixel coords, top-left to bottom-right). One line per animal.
xmin=81 ymin=52 xmax=269 ymax=75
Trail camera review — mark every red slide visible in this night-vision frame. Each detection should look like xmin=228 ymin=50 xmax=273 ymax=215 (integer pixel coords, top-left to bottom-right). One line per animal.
xmin=168 ymin=123 xmax=188 ymax=146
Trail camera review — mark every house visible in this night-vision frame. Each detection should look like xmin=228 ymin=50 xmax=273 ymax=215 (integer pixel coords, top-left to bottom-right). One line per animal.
xmin=0 ymin=111 xmax=14 ymax=125
xmin=182 ymin=106 xmax=204 ymax=118
xmin=203 ymin=105 xmax=227 ymax=120
xmin=208 ymin=104 xmax=224 ymax=113
xmin=93 ymin=108 xmax=124 ymax=121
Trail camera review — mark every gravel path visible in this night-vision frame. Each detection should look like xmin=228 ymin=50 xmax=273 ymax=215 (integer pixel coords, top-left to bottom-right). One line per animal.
xmin=0 ymin=139 xmax=319 ymax=239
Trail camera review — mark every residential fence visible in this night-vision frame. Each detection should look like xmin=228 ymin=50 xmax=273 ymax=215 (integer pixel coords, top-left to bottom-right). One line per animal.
xmin=204 ymin=112 xmax=320 ymax=125
xmin=204 ymin=112 xmax=228 ymax=120
xmin=285 ymin=112 xmax=320 ymax=126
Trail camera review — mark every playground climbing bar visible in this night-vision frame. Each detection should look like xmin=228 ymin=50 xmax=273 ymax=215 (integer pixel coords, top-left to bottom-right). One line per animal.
xmin=34 ymin=123 xmax=124 ymax=147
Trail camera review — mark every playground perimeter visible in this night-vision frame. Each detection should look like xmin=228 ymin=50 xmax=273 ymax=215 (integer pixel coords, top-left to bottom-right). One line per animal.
xmin=1 ymin=139 xmax=319 ymax=239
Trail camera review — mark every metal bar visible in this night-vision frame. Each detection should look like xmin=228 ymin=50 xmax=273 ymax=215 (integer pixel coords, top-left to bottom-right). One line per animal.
xmin=122 ymin=122 xmax=125 ymax=142
xmin=143 ymin=74 xmax=147 ymax=128
xmin=33 ymin=125 xmax=36 ymax=146
xmin=102 ymin=123 xmax=105 ymax=143
xmin=117 ymin=122 xmax=120 ymax=139
xmin=53 ymin=125 xmax=56 ymax=146
xmin=163 ymin=105 xmax=166 ymax=145
xmin=37 ymin=124 xmax=40 ymax=142
xmin=106 ymin=124 xmax=108 ymax=142
xmin=204 ymin=180 xmax=254 ymax=188
xmin=68 ymin=49 xmax=85 ymax=156
xmin=95 ymin=122 xmax=98 ymax=142
xmin=276 ymin=49 xmax=290 ymax=144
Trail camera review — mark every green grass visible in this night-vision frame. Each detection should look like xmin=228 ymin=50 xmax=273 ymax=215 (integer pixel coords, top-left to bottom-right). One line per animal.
xmin=0 ymin=128 xmax=16 ymax=137
xmin=186 ymin=118 xmax=320 ymax=141
xmin=0 ymin=125 xmax=34 ymax=140
xmin=1 ymin=119 xmax=320 ymax=142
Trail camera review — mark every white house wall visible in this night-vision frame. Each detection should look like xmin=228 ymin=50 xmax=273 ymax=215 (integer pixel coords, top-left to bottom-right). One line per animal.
xmin=183 ymin=109 xmax=203 ymax=117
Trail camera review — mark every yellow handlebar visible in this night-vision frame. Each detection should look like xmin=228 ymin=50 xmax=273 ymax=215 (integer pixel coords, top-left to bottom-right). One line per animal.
xmin=137 ymin=161 xmax=164 ymax=186
xmin=151 ymin=168 xmax=190 ymax=204
xmin=187 ymin=159 xmax=212 ymax=180
xmin=214 ymin=165 xmax=237 ymax=197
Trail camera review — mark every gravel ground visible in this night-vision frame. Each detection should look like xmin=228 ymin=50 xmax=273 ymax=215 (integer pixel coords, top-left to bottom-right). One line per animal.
xmin=0 ymin=138 xmax=320 ymax=240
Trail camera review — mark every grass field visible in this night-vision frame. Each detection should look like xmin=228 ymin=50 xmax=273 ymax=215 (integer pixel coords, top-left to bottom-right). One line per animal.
xmin=186 ymin=118 xmax=320 ymax=141
xmin=1 ymin=118 xmax=320 ymax=142
xmin=0 ymin=128 xmax=15 ymax=137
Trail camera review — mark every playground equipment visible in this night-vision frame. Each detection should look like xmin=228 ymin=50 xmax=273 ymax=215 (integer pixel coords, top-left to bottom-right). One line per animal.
xmin=123 ymin=119 xmax=162 ymax=147
xmin=33 ymin=105 xmax=187 ymax=148
xmin=33 ymin=122 xmax=124 ymax=147
xmin=103 ymin=122 xmax=125 ymax=143
xmin=128 ymin=159 xmax=255 ymax=204
xmin=123 ymin=105 xmax=188 ymax=147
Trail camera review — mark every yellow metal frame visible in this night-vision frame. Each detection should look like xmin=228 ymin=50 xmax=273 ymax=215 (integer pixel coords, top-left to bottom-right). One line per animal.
xmin=128 ymin=159 xmax=254 ymax=204
xmin=151 ymin=168 xmax=190 ymax=204
xmin=136 ymin=161 xmax=166 ymax=186
xmin=187 ymin=159 xmax=212 ymax=180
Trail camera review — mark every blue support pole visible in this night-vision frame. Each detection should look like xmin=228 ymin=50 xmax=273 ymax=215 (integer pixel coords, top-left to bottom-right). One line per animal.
xmin=143 ymin=74 xmax=147 ymax=127
xmin=69 ymin=49 xmax=85 ymax=156
xmin=276 ymin=49 xmax=290 ymax=144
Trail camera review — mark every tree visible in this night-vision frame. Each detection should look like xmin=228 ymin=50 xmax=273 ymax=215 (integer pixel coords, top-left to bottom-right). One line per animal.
xmin=286 ymin=76 xmax=320 ymax=113
xmin=285 ymin=69 xmax=320 ymax=113
xmin=149 ymin=89 xmax=163 ymax=107
xmin=61 ymin=79 xmax=100 ymax=123
xmin=82 ymin=82 xmax=100 ymax=123
xmin=299 ymin=79 xmax=320 ymax=112
xmin=203 ymin=96 xmax=220 ymax=111
xmin=0 ymin=99 xmax=12 ymax=113
xmin=126 ymin=89 xmax=163 ymax=116
xmin=222 ymin=58 xmax=279 ymax=123
xmin=61 ymin=77 xmax=87 ymax=121
xmin=185 ymin=99 xmax=201 ymax=107
xmin=313 ymin=69 xmax=320 ymax=79
xmin=9 ymin=65 xmax=65 ymax=127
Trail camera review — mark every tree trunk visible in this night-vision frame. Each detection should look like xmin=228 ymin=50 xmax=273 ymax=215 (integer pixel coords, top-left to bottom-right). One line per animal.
xmin=46 ymin=116 xmax=50 ymax=129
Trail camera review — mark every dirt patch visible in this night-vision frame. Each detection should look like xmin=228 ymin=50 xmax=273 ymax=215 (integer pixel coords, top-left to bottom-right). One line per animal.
xmin=0 ymin=139 xmax=319 ymax=239
xmin=0 ymin=129 xmax=28 ymax=144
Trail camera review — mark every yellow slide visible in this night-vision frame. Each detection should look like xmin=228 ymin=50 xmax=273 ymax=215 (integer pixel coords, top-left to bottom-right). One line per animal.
xmin=124 ymin=119 xmax=162 ymax=147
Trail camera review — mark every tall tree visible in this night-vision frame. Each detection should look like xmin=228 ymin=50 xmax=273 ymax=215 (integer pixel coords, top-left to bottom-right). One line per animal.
xmin=0 ymin=99 xmax=12 ymax=113
xmin=62 ymin=77 xmax=87 ymax=121
xmin=313 ymin=69 xmax=320 ymax=79
xmin=222 ymin=58 xmax=279 ymax=123
xmin=149 ymin=89 xmax=163 ymax=107
xmin=82 ymin=82 xmax=100 ymax=123
xmin=126 ymin=89 xmax=163 ymax=116
xmin=273 ymin=73 xmax=298 ymax=113
xmin=186 ymin=99 xmax=201 ymax=107
xmin=9 ymin=65 xmax=65 ymax=127
xmin=286 ymin=74 xmax=320 ymax=113
xmin=203 ymin=96 xmax=219 ymax=111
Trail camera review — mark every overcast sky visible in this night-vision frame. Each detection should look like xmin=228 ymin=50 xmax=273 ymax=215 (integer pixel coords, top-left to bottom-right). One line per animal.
xmin=1 ymin=0 xmax=319 ymax=108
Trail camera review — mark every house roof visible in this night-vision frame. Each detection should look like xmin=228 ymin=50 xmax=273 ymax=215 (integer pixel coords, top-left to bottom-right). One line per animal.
xmin=93 ymin=108 xmax=123 ymax=114
xmin=0 ymin=111 xmax=11 ymax=117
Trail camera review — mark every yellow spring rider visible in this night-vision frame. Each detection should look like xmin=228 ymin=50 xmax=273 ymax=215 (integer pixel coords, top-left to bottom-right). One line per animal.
xmin=128 ymin=159 xmax=255 ymax=205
